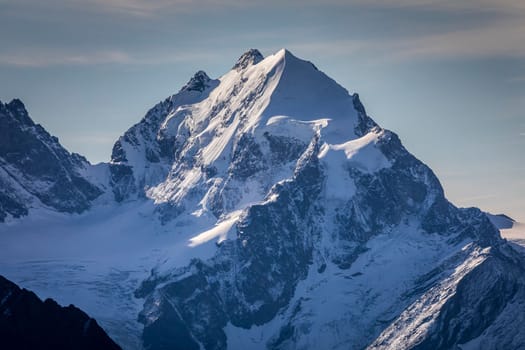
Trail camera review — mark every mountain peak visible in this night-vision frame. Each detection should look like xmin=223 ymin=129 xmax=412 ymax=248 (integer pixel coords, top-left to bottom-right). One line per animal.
xmin=275 ymin=48 xmax=293 ymax=58
xmin=7 ymin=98 xmax=26 ymax=110
xmin=0 ymin=98 xmax=103 ymax=221
xmin=179 ymin=70 xmax=212 ymax=93
xmin=233 ymin=48 xmax=264 ymax=71
xmin=271 ymin=48 xmax=318 ymax=69
xmin=0 ymin=98 xmax=33 ymax=126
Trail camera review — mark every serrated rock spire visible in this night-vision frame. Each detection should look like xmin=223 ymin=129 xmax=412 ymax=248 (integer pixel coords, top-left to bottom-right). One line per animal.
xmin=232 ymin=48 xmax=264 ymax=71
xmin=179 ymin=70 xmax=212 ymax=93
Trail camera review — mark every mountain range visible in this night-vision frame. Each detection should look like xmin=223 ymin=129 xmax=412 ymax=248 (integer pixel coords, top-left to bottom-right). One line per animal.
xmin=1 ymin=48 xmax=524 ymax=350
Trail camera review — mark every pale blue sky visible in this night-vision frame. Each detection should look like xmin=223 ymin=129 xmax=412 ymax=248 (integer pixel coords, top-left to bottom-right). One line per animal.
xmin=1 ymin=0 xmax=523 ymax=221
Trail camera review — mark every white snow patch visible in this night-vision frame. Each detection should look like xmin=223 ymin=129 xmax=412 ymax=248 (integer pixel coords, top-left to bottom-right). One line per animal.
xmin=319 ymin=130 xmax=391 ymax=174
xmin=264 ymin=115 xmax=328 ymax=142
xmin=316 ymin=130 xmax=390 ymax=201
xmin=188 ymin=210 xmax=242 ymax=247
xmin=318 ymin=142 xmax=356 ymax=201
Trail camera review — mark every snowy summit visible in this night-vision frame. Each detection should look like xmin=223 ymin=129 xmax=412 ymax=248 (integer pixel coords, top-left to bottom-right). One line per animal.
xmin=1 ymin=49 xmax=525 ymax=350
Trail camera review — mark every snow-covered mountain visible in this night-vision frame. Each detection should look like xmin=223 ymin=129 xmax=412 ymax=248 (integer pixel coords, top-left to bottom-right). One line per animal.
xmin=1 ymin=49 xmax=525 ymax=350
xmin=0 ymin=99 xmax=104 ymax=222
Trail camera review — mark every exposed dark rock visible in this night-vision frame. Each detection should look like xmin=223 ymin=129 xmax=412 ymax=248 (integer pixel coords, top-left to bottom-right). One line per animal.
xmin=138 ymin=137 xmax=323 ymax=350
xmin=0 ymin=275 xmax=121 ymax=350
xmin=229 ymin=134 xmax=266 ymax=180
xmin=0 ymin=99 xmax=102 ymax=221
xmin=180 ymin=71 xmax=213 ymax=93
xmin=233 ymin=49 xmax=264 ymax=71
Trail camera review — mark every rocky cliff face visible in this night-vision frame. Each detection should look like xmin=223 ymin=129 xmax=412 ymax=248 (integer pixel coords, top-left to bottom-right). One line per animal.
xmin=109 ymin=70 xmax=219 ymax=202
xmin=0 ymin=275 xmax=121 ymax=350
xmin=0 ymin=99 xmax=103 ymax=221
xmin=369 ymin=243 xmax=525 ymax=350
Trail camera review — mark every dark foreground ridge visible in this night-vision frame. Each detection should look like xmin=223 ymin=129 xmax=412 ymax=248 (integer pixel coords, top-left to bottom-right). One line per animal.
xmin=0 ymin=275 xmax=121 ymax=350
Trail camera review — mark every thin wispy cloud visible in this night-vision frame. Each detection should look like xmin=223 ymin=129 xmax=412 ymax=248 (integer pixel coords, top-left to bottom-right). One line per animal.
xmin=0 ymin=50 xmax=132 ymax=67
xmin=390 ymin=19 xmax=525 ymax=60
xmin=8 ymin=0 xmax=525 ymax=17
xmin=348 ymin=0 xmax=525 ymax=13
xmin=6 ymin=0 xmax=257 ymax=17
xmin=272 ymin=17 xmax=525 ymax=64
xmin=86 ymin=0 xmax=525 ymax=16
xmin=0 ymin=49 xmax=225 ymax=67
xmin=507 ymin=76 xmax=525 ymax=83
xmin=88 ymin=0 xmax=249 ymax=16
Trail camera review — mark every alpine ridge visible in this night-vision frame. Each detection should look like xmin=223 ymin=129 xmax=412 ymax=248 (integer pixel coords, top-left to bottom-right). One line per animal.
xmin=0 ymin=275 xmax=121 ymax=350
xmin=1 ymin=48 xmax=525 ymax=350
xmin=0 ymin=99 xmax=104 ymax=221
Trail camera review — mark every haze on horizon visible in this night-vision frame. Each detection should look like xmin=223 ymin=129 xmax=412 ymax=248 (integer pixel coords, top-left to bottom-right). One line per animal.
xmin=0 ymin=0 xmax=523 ymax=221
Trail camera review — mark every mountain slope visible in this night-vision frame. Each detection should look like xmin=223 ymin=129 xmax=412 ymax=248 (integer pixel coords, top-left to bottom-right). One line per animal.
xmin=368 ymin=242 xmax=525 ymax=350
xmin=0 ymin=99 xmax=104 ymax=221
xmin=104 ymin=49 xmax=523 ymax=350
xmin=1 ymin=49 xmax=525 ymax=350
xmin=0 ymin=275 xmax=121 ymax=350
xmin=110 ymin=49 xmax=377 ymax=222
